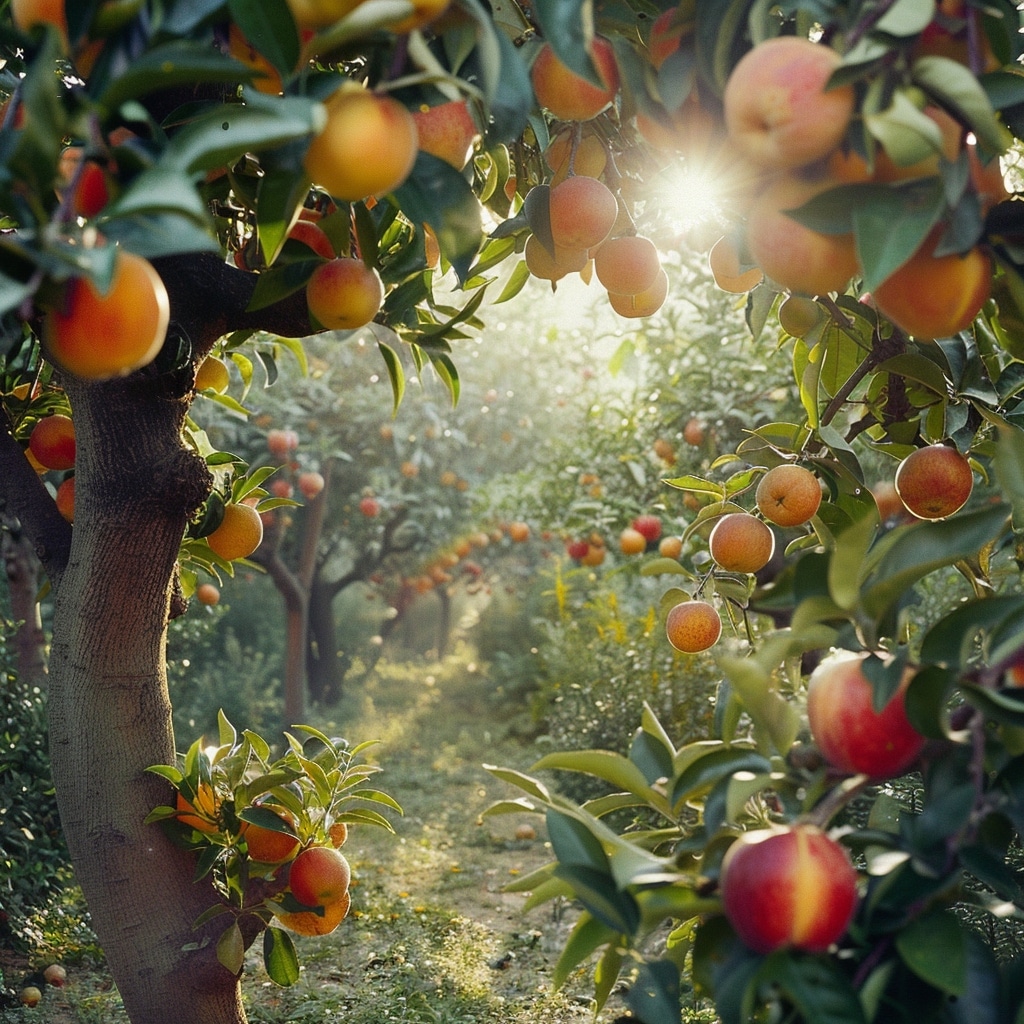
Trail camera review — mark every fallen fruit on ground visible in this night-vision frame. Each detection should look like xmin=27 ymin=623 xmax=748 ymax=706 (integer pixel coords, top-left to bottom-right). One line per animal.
xmin=43 ymin=964 xmax=67 ymax=987
xmin=43 ymin=249 xmax=170 ymax=380
xmin=720 ymin=824 xmax=858 ymax=953
xmin=894 ymin=444 xmax=973 ymax=519
xmin=19 ymin=986 xmax=42 ymax=1007
xmin=289 ymin=845 xmax=352 ymax=907
xmin=206 ymin=503 xmax=264 ymax=561
xmin=755 ymin=464 xmax=822 ymax=527
xmin=723 ymin=36 xmax=855 ymax=170
xmin=306 ymin=257 xmax=384 ymax=331
xmin=303 ymin=86 xmax=418 ymax=202
xmin=807 ymin=650 xmax=926 ymax=779
xmin=530 ymin=37 xmax=619 ymax=122
xmin=29 ymin=413 xmax=76 ymax=470
xmin=665 ymin=599 xmax=722 ymax=653
xmin=708 ymin=512 xmax=775 ymax=574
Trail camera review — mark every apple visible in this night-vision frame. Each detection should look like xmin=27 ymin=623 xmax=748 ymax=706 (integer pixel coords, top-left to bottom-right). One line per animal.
xmin=632 ymin=514 xmax=662 ymax=543
xmin=20 ymin=986 xmax=42 ymax=1007
xmin=806 ymin=650 xmax=926 ymax=779
xmin=720 ymin=824 xmax=858 ymax=954
xmin=43 ymin=964 xmax=67 ymax=987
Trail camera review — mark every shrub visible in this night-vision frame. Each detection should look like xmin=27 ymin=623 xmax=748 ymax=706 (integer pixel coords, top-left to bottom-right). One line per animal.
xmin=0 ymin=619 xmax=70 ymax=946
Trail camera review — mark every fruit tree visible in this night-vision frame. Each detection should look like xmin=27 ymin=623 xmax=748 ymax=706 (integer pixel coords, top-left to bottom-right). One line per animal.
xmin=6 ymin=2 xmax=1024 ymax=1024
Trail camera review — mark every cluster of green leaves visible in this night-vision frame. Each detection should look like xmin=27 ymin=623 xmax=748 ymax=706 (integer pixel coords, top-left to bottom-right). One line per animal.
xmin=0 ymin=620 xmax=69 ymax=948
xmin=145 ymin=711 xmax=401 ymax=985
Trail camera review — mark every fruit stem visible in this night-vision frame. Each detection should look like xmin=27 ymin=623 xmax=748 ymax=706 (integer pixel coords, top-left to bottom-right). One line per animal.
xmin=804 ymin=772 xmax=871 ymax=827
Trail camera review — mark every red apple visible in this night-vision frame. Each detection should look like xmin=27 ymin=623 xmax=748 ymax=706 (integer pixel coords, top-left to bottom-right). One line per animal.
xmin=632 ymin=514 xmax=662 ymax=542
xmin=566 ymin=539 xmax=589 ymax=561
xmin=720 ymin=824 xmax=858 ymax=954
xmin=806 ymin=650 xmax=926 ymax=779
xmin=359 ymin=495 xmax=380 ymax=517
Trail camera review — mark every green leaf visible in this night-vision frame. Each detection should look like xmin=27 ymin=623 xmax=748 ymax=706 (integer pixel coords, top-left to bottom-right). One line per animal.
xmin=961 ymin=684 xmax=1024 ymax=728
xmin=895 ymin=909 xmax=967 ymax=995
xmin=484 ymin=765 xmax=553 ymax=803
xmin=993 ymin=424 xmax=1024 ymax=532
xmin=718 ymin=655 xmax=801 ymax=757
xmin=97 ymin=42 xmax=265 ymax=112
xmin=531 ymin=749 xmax=662 ymax=806
xmin=853 ymin=180 xmax=945 ymax=292
xmin=228 ymin=0 xmax=300 ymax=78
xmin=912 ymin=56 xmax=1013 ymax=155
xmin=216 ymin=921 xmax=245 ymax=977
xmin=263 ymin=926 xmax=300 ymax=987
xmin=530 ymin=0 xmax=595 ymax=82
xmin=671 ymin=747 xmax=771 ymax=810
xmin=865 ymin=89 xmax=947 ymax=166
xmin=874 ymin=0 xmax=939 ymax=36
xmin=860 ymin=503 xmax=1010 ymax=619
xmin=552 ymin=863 xmax=641 ymax=935
xmin=627 ymin=960 xmax=682 ymax=1024
xmin=919 ymin=595 xmax=1024 ymax=666
xmin=546 ymin=808 xmax=610 ymax=873
xmin=756 ymin=953 xmax=866 ymax=1024
xmin=394 ymin=153 xmax=482 ymax=283
xmin=551 ymin=912 xmax=616 ymax=990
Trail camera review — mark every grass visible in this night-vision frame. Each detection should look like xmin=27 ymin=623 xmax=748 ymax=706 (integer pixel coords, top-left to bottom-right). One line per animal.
xmin=0 ymin=646 xmax=656 ymax=1023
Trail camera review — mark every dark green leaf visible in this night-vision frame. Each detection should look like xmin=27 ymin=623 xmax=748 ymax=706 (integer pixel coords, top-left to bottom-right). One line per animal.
xmin=895 ymin=909 xmax=967 ymax=995
xmin=757 ymin=953 xmax=866 ymax=1024
xmin=531 ymin=0 xmax=595 ymax=82
xmin=920 ymin=595 xmax=1024 ymax=667
xmin=551 ymin=912 xmax=616 ymax=990
xmin=546 ymin=807 xmax=610 ymax=874
xmin=671 ymin=748 xmax=771 ymax=810
xmin=551 ymin=862 xmax=640 ymax=935
xmin=229 ymin=0 xmax=300 ymax=77
xmin=263 ymin=926 xmax=300 ymax=987
xmin=627 ymin=959 xmax=682 ymax=1024
xmin=394 ymin=154 xmax=482 ymax=283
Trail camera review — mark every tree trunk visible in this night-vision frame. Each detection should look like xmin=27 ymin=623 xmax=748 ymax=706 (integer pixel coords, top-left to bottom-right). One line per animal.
xmin=47 ymin=371 xmax=248 ymax=1024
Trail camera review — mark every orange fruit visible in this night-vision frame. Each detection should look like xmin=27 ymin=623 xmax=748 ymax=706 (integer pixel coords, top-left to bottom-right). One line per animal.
xmin=43 ymin=250 xmax=170 ymax=380
xmin=894 ymin=445 xmax=973 ymax=520
xmin=665 ymin=600 xmax=722 ymax=653
xmin=755 ymin=464 xmax=822 ymax=527
xmin=195 ymin=355 xmax=230 ymax=393
xmin=708 ymin=512 xmax=775 ymax=574
xmin=54 ymin=476 xmax=75 ymax=522
xmin=242 ymin=808 xmax=301 ymax=864
xmin=289 ymin=845 xmax=351 ymax=907
xmin=277 ymin=890 xmax=351 ymax=936
xmin=195 ymin=583 xmax=220 ymax=606
xmin=175 ymin=784 xmax=220 ymax=833
xmin=206 ymin=503 xmax=264 ymax=561
xmin=29 ymin=413 xmax=76 ymax=470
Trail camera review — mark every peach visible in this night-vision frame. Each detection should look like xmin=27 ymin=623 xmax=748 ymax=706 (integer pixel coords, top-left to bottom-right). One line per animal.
xmin=29 ymin=413 xmax=76 ymax=471
xmin=648 ymin=4 xmax=692 ymax=68
xmin=594 ymin=235 xmax=661 ymax=295
xmin=547 ymin=175 xmax=618 ymax=252
xmin=755 ymin=464 xmax=821 ymax=527
xmin=619 ymin=527 xmax=647 ymax=555
xmin=412 ymin=99 xmax=478 ymax=169
xmin=873 ymin=228 xmax=991 ymax=340
xmin=306 ymin=257 xmax=384 ymax=331
xmin=665 ymin=599 xmax=721 ymax=653
xmin=42 ymin=249 xmax=170 ymax=380
xmin=745 ymin=174 xmax=859 ymax=296
xmin=806 ymin=650 xmax=926 ymax=778
xmin=708 ymin=512 xmax=775 ymax=574
xmin=303 ymin=85 xmax=418 ymax=202
xmin=524 ymin=235 xmax=588 ymax=282
xmin=531 ymin=37 xmax=620 ymax=122
xmin=720 ymin=825 xmax=858 ymax=953
xmin=894 ymin=444 xmax=973 ymax=520
xmin=723 ymin=36 xmax=855 ymax=170
xmin=607 ymin=268 xmax=668 ymax=318
xmin=708 ymin=235 xmax=763 ymax=293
